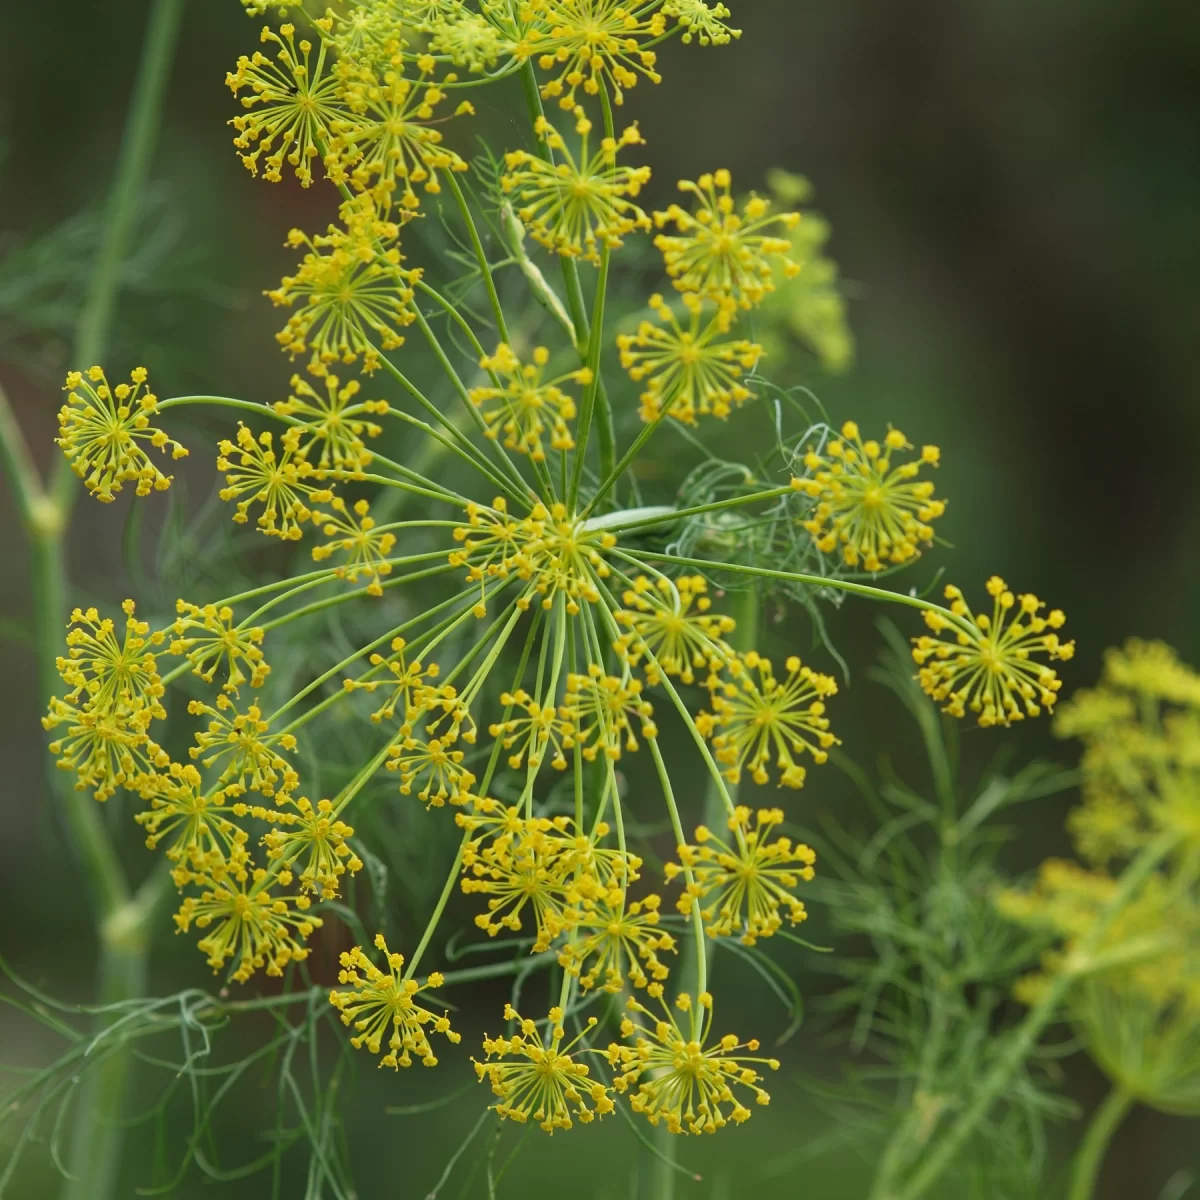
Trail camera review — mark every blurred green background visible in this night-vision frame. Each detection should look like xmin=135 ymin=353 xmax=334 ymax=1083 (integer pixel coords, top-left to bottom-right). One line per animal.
xmin=2 ymin=0 xmax=1199 ymax=1196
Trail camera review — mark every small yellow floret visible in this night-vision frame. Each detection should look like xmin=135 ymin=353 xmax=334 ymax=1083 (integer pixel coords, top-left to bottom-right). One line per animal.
xmin=329 ymin=935 xmax=460 ymax=1068
xmin=533 ymin=0 xmax=665 ymax=110
xmin=502 ymin=120 xmax=651 ymax=264
xmin=654 ymin=171 xmax=801 ymax=314
xmin=57 ymin=367 xmax=187 ymax=502
xmin=618 ymin=293 xmax=762 ymax=426
xmin=667 ymin=806 xmax=816 ymax=943
xmin=800 ymin=421 xmax=945 ymax=571
xmin=700 ymin=651 xmax=839 ymax=788
xmin=474 ymin=1006 xmax=613 ymax=1132
xmin=608 ymin=990 xmax=778 ymax=1133
xmin=912 ymin=579 xmax=1074 ymax=727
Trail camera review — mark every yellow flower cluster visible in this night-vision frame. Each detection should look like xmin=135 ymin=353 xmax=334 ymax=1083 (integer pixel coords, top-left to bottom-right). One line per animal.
xmin=429 ymin=9 xmax=510 ymax=71
xmin=272 ymin=371 xmax=389 ymax=473
xmin=534 ymin=0 xmax=666 ymax=110
xmin=44 ymin=601 xmax=170 ymax=801
xmin=458 ymin=799 xmax=639 ymax=952
xmin=227 ymin=23 xmax=346 ymax=187
xmin=558 ymin=893 xmax=675 ymax=991
xmin=217 ymin=424 xmax=334 ymax=541
xmin=700 ymin=651 xmax=839 ymax=789
xmin=134 ymin=762 xmax=248 ymax=875
xmin=332 ymin=59 xmax=474 ymax=209
xmin=476 ymin=1006 xmax=613 ymax=1131
xmin=55 ymin=600 xmax=166 ymax=722
xmin=667 ymin=807 xmax=816 ymax=943
xmin=799 ymin=420 xmax=944 ymax=572
xmin=267 ymin=196 xmax=420 ymax=375
xmin=329 ymin=936 xmax=460 ymax=1069
xmin=311 ymin=497 xmax=397 ymax=595
xmin=260 ymin=795 xmax=363 ymax=898
xmin=654 ymin=169 xmax=801 ymax=313
xmin=344 ymin=636 xmax=444 ymax=721
xmin=611 ymin=168 xmax=804 ymax=425
xmin=1056 ymin=640 xmax=1200 ymax=860
xmin=617 ymin=293 xmax=762 ymax=425
xmin=42 ymin=593 xmax=369 ymax=979
xmin=616 ymin=581 xmax=841 ymax=793
xmin=468 ymin=343 xmax=590 ymax=461
xmin=913 ymin=577 xmax=1074 ymax=727
xmin=608 ymin=988 xmax=779 ymax=1134
xmin=561 ymin=664 xmax=657 ymax=760
xmin=998 ymin=862 xmax=1198 ymax=1012
xmin=450 ymin=497 xmax=617 ymax=615
xmin=57 ymin=367 xmax=188 ymax=503
xmin=663 ymin=0 xmax=740 ymax=45
xmin=42 ymin=696 xmax=168 ymax=804
xmin=175 ymin=867 xmax=320 ymax=983
xmin=170 ymin=601 xmax=270 ymax=693
xmin=613 ymin=574 xmax=735 ymax=686
xmin=186 ymin=695 xmax=298 ymax=798
xmin=340 ymin=636 xmax=480 ymax=808
xmin=502 ymin=116 xmax=651 ymax=264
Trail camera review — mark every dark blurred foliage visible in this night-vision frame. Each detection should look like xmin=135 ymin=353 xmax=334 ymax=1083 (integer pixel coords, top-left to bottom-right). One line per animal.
xmin=1 ymin=1 xmax=1198 ymax=1196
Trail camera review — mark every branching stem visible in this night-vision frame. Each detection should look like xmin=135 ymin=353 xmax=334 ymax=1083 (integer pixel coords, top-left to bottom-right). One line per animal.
xmin=648 ymin=586 xmax=757 ymax=1200
xmin=26 ymin=4 xmax=188 ymax=1199
xmin=443 ymin=168 xmax=510 ymax=344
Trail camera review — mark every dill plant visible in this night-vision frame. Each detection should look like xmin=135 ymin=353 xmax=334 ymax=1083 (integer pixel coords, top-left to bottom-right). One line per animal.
xmin=8 ymin=2 xmax=1187 ymax=1198
xmin=775 ymin=632 xmax=1200 ymax=1200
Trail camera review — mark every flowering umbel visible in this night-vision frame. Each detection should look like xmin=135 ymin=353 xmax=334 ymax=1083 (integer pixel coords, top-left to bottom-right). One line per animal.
xmin=330 ymin=936 xmax=460 ymax=1068
xmin=268 ymin=200 xmax=418 ymax=373
xmin=469 ymin=343 xmax=589 ymax=460
xmin=618 ymin=293 xmax=762 ymax=425
xmin=57 ymin=367 xmax=188 ymax=502
xmin=475 ymin=1005 xmax=614 ymax=1131
xmin=534 ymin=0 xmax=666 ymax=110
xmin=800 ymin=420 xmax=944 ymax=571
xmin=654 ymin=170 xmax=801 ymax=314
xmin=668 ymin=807 xmax=816 ymax=943
xmin=701 ymin=652 xmax=839 ymax=788
xmin=227 ymin=22 xmax=351 ymax=187
xmin=36 ymin=0 xmax=1075 ymax=1157
xmin=503 ymin=116 xmax=651 ymax=263
xmin=609 ymin=988 xmax=779 ymax=1133
xmin=997 ymin=644 xmax=1200 ymax=1116
xmin=913 ymin=578 xmax=1074 ymax=726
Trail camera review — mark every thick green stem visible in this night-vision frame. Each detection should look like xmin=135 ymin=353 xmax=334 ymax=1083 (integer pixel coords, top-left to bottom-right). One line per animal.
xmin=568 ymin=245 xmax=611 ymax=507
xmin=586 ymin=84 xmax=619 ymax=496
xmin=41 ymin=5 xmax=185 ymax=1199
xmin=606 ymin=485 xmax=795 ymax=533
xmin=581 ymin=402 xmax=675 ymax=519
xmin=61 ymin=940 xmax=147 ymax=1200
xmin=0 ymin=382 xmax=43 ymax=529
xmin=33 ymin=530 xmax=130 ymax=917
xmin=1066 ymin=1085 xmax=1135 ymax=1200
